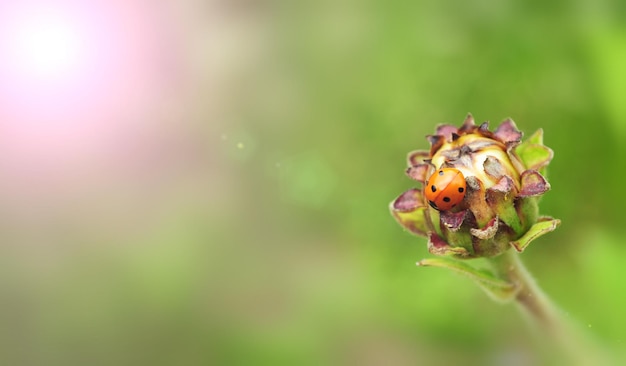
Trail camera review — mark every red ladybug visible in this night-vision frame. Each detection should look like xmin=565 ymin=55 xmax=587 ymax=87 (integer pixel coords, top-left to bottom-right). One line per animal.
xmin=425 ymin=168 xmax=466 ymax=211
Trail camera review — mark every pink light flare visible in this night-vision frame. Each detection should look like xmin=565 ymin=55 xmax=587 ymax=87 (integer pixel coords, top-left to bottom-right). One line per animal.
xmin=0 ymin=0 xmax=185 ymax=180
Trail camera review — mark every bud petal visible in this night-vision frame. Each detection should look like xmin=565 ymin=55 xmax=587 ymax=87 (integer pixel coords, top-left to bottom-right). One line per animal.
xmin=484 ymin=156 xmax=510 ymax=182
xmin=470 ymin=216 xmax=499 ymax=240
xmin=463 ymin=176 xmax=494 ymax=227
xmin=486 ymin=176 xmax=523 ymax=235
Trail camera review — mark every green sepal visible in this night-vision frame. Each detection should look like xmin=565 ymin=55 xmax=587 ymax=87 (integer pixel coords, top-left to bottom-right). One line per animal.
xmin=493 ymin=201 xmax=522 ymax=236
xmin=443 ymin=227 xmax=475 ymax=256
xmin=391 ymin=205 xmax=429 ymax=237
xmin=427 ymin=232 xmax=470 ymax=258
xmin=514 ymin=129 xmax=554 ymax=176
xmin=510 ymin=217 xmax=561 ymax=252
xmin=515 ymin=197 xmax=538 ymax=233
xmin=427 ymin=207 xmax=443 ymax=238
xmin=417 ymin=257 xmax=518 ymax=301
xmin=525 ymin=128 xmax=544 ymax=145
xmin=516 ymin=144 xmax=553 ymax=175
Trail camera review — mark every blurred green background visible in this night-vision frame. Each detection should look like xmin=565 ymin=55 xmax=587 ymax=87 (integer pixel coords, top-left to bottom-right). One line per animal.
xmin=2 ymin=0 xmax=626 ymax=365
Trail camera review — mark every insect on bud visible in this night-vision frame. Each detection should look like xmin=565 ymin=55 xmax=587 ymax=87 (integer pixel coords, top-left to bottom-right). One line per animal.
xmin=390 ymin=115 xmax=560 ymax=258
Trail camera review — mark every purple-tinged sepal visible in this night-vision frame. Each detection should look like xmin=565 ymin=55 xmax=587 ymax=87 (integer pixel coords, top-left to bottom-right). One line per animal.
xmin=427 ymin=232 xmax=469 ymax=258
xmin=440 ymin=209 xmax=468 ymax=231
xmin=390 ymin=188 xmax=429 ymax=237
xmin=407 ymin=150 xmax=430 ymax=167
xmin=405 ymin=164 xmax=431 ymax=183
xmin=494 ymin=118 xmax=523 ymax=147
xmin=435 ymin=124 xmax=459 ymax=142
xmin=519 ymin=170 xmax=550 ymax=197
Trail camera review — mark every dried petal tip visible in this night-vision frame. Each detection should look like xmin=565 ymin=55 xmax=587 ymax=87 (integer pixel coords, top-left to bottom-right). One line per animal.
xmin=435 ymin=124 xmax=459 ymax=142
xmin=406 ymin=164 xmax=430 ymax=183
xmin=427 ymin=135 xmax=446 ymax=156
xmin=470 ymin=217 xmax=499 ymax=240
xmin=519 ymin=170 xmax=550 ymax=197
xmin=460 ymin=114 xmax=476 ymax=132
xmin=494 ymin=119 xmax=523 ymax=145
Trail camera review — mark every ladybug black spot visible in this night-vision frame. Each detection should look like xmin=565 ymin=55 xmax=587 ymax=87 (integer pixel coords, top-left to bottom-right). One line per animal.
xmin=443 ymin=197 xmax=451 ymax=203
xmin=458 ymin=187 xmax=464 ymax=193
xmin=431 ymin=185 xmax=437 ymax=193
xmin=428 ymin=200 xmax=438 ymax=209
xmin=438 ymin=170 xmax=444 ymax=176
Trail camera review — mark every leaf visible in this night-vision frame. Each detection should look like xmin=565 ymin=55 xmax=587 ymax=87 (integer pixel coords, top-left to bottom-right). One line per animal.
xmin=417 ymin=257 xmax=518 ymax=302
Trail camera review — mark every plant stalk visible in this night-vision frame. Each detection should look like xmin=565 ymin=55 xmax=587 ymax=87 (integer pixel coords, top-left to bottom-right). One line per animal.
xmin=490 ymin=249 xmax=610 ymax=365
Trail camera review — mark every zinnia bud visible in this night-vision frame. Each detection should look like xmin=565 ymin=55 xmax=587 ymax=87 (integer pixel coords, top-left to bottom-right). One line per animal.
xmin=390 ymin=115 xmax=560 ymax=258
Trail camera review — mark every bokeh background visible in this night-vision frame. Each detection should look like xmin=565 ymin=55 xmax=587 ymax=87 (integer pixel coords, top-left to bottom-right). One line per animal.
xmin=0 ymin=0 xmax=625 ymax=364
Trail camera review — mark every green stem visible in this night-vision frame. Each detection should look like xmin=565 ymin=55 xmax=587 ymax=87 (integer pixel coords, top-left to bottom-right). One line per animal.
xmin=490 ymin=250 xmax=556 ymax=325
xmin=490 ymin=250 xmax=610 ymax=365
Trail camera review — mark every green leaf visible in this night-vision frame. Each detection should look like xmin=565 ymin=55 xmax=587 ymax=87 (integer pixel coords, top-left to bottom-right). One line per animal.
xmin=417 ymin=257 xmax=518 ymax=302
xmin=510 ymin=217 xmax=561 ymax=252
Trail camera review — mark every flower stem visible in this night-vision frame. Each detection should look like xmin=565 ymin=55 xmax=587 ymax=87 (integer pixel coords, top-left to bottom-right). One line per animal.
xmin=490 ymin=250 xmax=610 ymax=365
xmin=490 ymin=250 xmax=556 ymax=326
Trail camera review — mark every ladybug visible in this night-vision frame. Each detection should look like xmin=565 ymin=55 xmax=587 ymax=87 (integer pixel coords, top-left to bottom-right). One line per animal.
xmin=425 ymin=168 xmax=466 ymax=211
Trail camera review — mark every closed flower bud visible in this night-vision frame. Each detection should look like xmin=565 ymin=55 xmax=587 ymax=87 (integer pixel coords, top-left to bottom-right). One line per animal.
xmin=391 ymin=115 xmax=560 ymax=258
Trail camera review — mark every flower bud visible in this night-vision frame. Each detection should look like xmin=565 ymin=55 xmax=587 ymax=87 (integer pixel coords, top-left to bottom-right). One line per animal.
xmin=391 ymin=115 xmax=560 ymax=258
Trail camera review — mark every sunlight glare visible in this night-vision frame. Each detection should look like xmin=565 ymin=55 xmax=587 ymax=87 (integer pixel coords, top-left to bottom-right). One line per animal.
xmin=3 ymin=9 xmax=84 ymax=81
